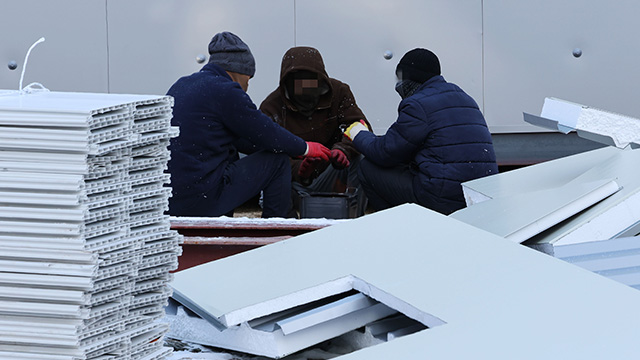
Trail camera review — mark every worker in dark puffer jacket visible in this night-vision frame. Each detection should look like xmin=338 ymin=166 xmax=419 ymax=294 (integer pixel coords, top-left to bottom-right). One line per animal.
xmin=344 ymin=48 xmax=498 ymax=215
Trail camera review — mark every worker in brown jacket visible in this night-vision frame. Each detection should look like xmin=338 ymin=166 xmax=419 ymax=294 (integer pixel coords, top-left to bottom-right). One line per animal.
xmin=260 ymin=46 xmax=371 ymax=216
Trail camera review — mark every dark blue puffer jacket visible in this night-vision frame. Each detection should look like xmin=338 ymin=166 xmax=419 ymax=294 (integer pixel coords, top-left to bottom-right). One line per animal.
xmin=353 ymin=75 xmax=498 ymax=214
xmin=167 ymin=63 xmax=307 ymax=209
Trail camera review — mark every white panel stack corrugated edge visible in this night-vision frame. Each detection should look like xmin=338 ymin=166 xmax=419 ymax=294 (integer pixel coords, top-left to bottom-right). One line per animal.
xmin=0 ymin=91 xmax=181 ymax=360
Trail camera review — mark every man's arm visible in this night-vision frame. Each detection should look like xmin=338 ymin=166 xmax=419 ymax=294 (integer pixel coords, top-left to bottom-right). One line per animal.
xmin=220 ymin=82 xmax=307 ymax=157
xmin=351 ymin=100 xmax=427 ymax=167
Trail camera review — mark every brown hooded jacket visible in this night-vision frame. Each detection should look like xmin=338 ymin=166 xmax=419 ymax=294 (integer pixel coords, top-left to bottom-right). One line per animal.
xmin=260 ymin=47 xmax=370 ymax=183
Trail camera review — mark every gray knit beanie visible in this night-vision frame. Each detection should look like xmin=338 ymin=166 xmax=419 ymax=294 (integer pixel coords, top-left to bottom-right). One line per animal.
xmin=208 ymin=32 xmax=256 ymax=77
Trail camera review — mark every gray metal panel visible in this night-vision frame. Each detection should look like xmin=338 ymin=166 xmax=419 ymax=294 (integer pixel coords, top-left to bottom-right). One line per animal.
xmin=172 ymin=204 xmax=640 ymax=359
xmin=0 ymin=0 xmax=108 ymax=92
xmin=106 ymin=0 xmax=294 ymax=104
xmin=483 ymin=1 xmax=640 ymax=133
xmin=491 ymin=132 xmax=605 ymax=166
xmin=295 ymin=0 xmax=482 ymax=134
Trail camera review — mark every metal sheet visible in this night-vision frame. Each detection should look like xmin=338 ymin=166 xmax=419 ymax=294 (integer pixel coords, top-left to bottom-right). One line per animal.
xmin=451 ymin=179 xmax=620 ymax=243
xmin=172 ymin=204 xmax=640 ymax=359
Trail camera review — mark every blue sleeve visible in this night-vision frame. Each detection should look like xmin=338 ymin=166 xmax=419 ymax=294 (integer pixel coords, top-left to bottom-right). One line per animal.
xmin=218 ymin=83 xmax=307 ymax=156
xmin=233 ymin=137 xmax=259 ymax=155
xmin=353 ymin=99 xmax=429 ymax=167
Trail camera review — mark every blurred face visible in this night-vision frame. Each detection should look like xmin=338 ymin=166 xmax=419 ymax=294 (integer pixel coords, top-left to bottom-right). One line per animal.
xmin=294 ymin=78 xmax=319 ymax=96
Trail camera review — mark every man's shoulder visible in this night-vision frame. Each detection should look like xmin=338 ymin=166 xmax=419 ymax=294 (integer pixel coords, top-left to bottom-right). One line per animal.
xmin=328 ymin=77 xmax=354 ymax=93
xmin=259 ymin=88 xmax=285 ymax=112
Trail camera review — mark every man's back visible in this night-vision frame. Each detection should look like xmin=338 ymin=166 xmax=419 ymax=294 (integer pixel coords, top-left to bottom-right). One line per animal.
xmin=407 ymin=76 xmax=498 ymax=213
xmin=167 ymin=63 xmax=241 ymax=201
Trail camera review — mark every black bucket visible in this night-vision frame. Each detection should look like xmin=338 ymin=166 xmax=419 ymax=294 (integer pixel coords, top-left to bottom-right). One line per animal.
xmin=299 ymin=188 xmax=358 ymax=219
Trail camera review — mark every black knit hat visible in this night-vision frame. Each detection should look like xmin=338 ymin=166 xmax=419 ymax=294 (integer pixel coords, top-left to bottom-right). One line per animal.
xmin=208 ymin=32 xmax=256 ymax=77
xmin=396 ymin=48 xmax=441 ymax=83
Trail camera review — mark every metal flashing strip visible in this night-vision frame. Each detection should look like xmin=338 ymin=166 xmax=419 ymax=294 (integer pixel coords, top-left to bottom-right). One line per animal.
xmin=528 ymin=97 xmax=640 ymax=148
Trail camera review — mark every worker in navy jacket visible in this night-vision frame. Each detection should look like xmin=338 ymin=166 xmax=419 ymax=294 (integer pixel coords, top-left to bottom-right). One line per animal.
xmin=344 ymin=48 xmax=498 ymax=215
xmin=167 ymin=32 xmax=330 ymax=218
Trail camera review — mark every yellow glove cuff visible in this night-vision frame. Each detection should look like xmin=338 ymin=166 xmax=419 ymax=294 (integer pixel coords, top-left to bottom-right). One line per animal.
xmin=344 ymin=121 xmax=368 ymax=141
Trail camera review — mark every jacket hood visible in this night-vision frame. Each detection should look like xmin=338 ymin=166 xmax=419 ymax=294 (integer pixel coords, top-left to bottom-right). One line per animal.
xmin=279 ymin=47 xmax=333 ymax=110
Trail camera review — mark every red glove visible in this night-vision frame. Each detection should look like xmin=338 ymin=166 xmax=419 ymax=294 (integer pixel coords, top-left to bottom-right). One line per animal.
xmin=298 ymin=157 xmax=324 ymax=178
xmin=330 ymin=149 xmax=350 ymax=169
xmin=304 ymin=141 xmax=331 ymax=161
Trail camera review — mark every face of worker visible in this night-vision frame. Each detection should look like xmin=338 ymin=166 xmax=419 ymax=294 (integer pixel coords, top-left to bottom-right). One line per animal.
xmin=287 ymin=71 xmax=322 ymax=105
xmin=294 ymin=78 xmax=319 ymax=96
xmin=236 ymin=73 xmax=250 ymax=92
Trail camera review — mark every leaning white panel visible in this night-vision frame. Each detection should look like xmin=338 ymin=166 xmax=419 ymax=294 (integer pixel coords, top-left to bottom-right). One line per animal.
xmin=451 ymin=178 xmax=620 ymax=243
xmin=461 ymin=146 xmax=621 ymax=206
xmin=459 ymin=146 xmax=640 ymax=247
xmin=528 ymin=147 xmax=640 ymax=246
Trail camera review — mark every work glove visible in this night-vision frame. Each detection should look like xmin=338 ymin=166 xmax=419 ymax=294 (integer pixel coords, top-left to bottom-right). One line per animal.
xmin=304 ymin=141 xmax=331 ymax=161
xmin=330 ymin=149 xmax=350 ymax=170
xmin=343 ymin=120 xmax=369 ymax=141
xmin=298 ymin=157 xmax=325 ymax=179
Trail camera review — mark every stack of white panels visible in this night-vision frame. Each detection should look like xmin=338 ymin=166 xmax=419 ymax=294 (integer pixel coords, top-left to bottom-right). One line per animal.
xmin=0 ymin=90 xmax=181 ymax=360
xmin=552 ymin=236 xmax=640 ymax=290
xmin=452 ymin=97 xmax=640 ymax=290
xmin=453 ymin=147 xmax=640 ymax=289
